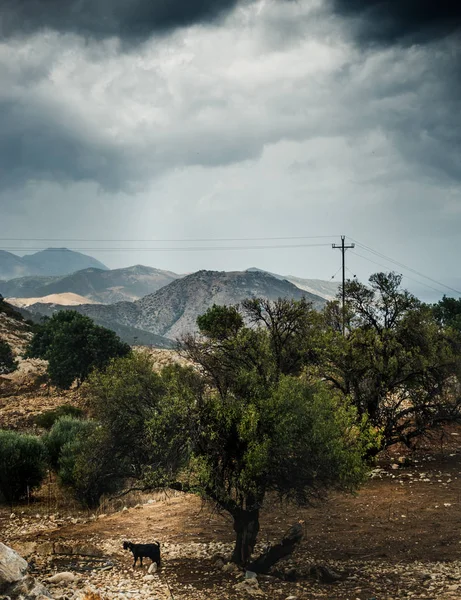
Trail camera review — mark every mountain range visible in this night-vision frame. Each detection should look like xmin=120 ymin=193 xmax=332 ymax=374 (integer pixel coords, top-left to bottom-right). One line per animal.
xmin=0 ymin=247 xmax=341 ymax=346
xmin=24 ymin=269 xmax=327 ymax=341
xmin=0 ymin=248 xmax=107 ymax=279
xmin=1 ymin=264 xmax=180 ymax=303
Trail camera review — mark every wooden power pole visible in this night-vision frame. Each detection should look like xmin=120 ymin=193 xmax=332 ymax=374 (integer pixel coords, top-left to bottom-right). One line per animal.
xmin=332 ymin=236 xmax=355 ymax=335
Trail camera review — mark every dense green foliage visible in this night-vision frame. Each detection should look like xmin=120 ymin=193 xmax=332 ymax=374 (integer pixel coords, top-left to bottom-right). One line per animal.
xmin=44 ymin=416 xmax=93 ymax=469
xmin=0 ymin=430 xmax=47 ymax=503
xmin=197 ymin=303 xmax=243 ymax=340
xmin=35 ymin=405 xmax=85 ymax=430
xmin=26 ymin=311 xmax=131 ymax=388
xmin=313 ymin=273 xmax=461 ymax=450
xmin=82 ymin=303 xmax=371 ymax=564
xmin=433 ymin=296 xmax=461 ymax=334
xmin=0 ymin=339 xmax=18 ymax=374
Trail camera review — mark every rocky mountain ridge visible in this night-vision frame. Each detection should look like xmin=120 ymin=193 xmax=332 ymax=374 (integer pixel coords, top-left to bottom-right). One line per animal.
xmin=27 ymin=269 xmax=326 ymax=341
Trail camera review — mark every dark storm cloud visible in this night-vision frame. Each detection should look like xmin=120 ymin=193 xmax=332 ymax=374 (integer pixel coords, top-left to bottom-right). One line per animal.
xmin=0 ymin=99 xmax=132 ymax=191
xmin=0 ymin=0 xmax=244 ymax=40
xmin=331 ymin=0 xmax=461 ymax=45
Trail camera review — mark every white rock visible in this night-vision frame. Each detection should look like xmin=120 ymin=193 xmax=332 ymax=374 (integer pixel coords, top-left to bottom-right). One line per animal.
xmin=148 ymin=563 xmax=158 ymax=574
xmin=47 ymin=572 xmax=76 ymax=584
xmin=142 ymin=574 xmax=155 ymax=582
xmin=245 ymin=570 xmax=258 ymax=579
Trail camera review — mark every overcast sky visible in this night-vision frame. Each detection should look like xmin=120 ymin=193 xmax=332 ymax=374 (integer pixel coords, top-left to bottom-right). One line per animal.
xmin=0 ymin=0 xmax=460 ymax=300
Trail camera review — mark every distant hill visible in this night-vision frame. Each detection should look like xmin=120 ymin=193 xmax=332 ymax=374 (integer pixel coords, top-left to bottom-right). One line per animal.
xmin=28 ymin=269 xmax=326 ymax=341
xmin=0 ymin=248 xmax=108 ymax=280
xmin=0 ymin=265 xmax=180 ymax=304
xmin=246 ymin=268 xmax=340 ymax=300
xmin=21 ymin=248 xmax=108 ymax=276
xmin=0 ymin=250 xmax=34 ymax=280
xmin=8 ymin=293 xmax=99 ymax=307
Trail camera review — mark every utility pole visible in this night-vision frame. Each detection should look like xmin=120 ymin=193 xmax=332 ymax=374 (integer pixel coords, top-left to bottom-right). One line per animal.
xmin=332 ymin=236 xmax=355 ymax=336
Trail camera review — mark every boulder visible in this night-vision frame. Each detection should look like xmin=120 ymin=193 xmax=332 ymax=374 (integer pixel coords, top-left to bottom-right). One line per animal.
xmin=0 ymin=543 xmax=52 ymax=599
xmin=0 ymin=543 xmax=28 ymax=592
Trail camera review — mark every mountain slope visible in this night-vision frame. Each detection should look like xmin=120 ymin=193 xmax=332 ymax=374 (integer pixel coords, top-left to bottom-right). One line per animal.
xmin=246 ymin=268 xmax=340 ymax=300
xmin=135 ymin=269 xmax=325 ymax=339
xmin=0 ymin=250 xmax=34 ymax=280
xmin=0 ymin=265 xmax=180 ymax=303
xmin=0 ymin=248 xmax=108 ymax=280
xmin=35 ymin=269 xmax=326 ymax=341
xmin=26 ymin=302 xmax=173 ymax=348
xmin=21 ymin=248 xmax=108 ymax=276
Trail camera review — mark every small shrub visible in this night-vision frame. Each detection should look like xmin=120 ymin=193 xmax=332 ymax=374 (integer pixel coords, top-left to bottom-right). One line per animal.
xmin=0 ymin=340 xmax=18 ymax=375
xmin=35 ymin=405 xmax=85 ymax=430
xmin=44 ymin=416 xmax=92 ymax=469
xmin=0 ymin=430 xmax=47 ymax=503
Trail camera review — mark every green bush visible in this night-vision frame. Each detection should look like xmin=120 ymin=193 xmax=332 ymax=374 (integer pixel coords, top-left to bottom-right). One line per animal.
xmin=59 ymin=426 xmax=123 ymax=508
xmin=44 ymin=416 xmax=93 ymax=469
xmin=0 ymin=340 xmax=18 ymax=375
xmin=0 ymin=430 xmax=47 ymax=503
xmin=35 ymin=405 xmax=85 ymax=430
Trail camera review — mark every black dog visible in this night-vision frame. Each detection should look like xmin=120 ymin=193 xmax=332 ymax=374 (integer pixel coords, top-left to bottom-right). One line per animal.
xmin=123 ymin=540 xmax=161 ymax=568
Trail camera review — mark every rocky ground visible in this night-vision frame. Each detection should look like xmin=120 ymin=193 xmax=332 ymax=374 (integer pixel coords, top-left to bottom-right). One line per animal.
xmin=3 ymin=436 xmax=461 ymax=600
xmin=3 ymin=325 xmax=461 ymax=599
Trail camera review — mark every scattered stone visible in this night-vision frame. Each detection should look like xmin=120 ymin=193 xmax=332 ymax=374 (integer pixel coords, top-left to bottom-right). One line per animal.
xmin=47 ymin=572 xmax=77 ymax=584
xmin=245 ymin=570 xmax=258 ymax=579
xmin=235 ymin=578 xmax=264 ymax=596
xmin=147 ymin=563 xmax=157 ymax=574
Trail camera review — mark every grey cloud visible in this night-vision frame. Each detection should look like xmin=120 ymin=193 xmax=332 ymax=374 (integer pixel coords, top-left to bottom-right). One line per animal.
xmin=1 ymin=0 xmax=460 ymax=197
xmin=0 ymin=0 xmax=246 ymax=41
xmin=331 ymin=0 xmax=461 ymax=46
xmin=0 ymin=98 xmax=137 ymax=191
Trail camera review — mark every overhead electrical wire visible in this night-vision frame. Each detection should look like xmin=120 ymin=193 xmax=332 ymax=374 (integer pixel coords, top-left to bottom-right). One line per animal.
xmin=349 ymin=237 xmax=461 ymax=296
xmin=350 ymin=250 xmax=446 ymax=295
xmin=0 ymin=243 xmax=332 ymax=252
xmin=0 ymin=235 xmax=337 ymax=243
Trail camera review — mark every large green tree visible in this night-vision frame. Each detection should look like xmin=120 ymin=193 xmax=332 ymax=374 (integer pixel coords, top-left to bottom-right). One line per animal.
xmin=315 ymin=273 xmax=461 ymax=450
xmin=81 ymin=302 xmax=371 ymax=566
xmin=156 ymin=302 xmax=370 ymax=566
xmin=26 ymin=311 xmax=131 ymax=388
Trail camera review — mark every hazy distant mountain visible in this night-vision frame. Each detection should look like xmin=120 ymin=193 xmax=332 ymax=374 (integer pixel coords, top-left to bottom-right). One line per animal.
xmin=21 ymin=248 xmax=108 ymax=276
xmin=0 ymin=250 xmax=35 ymax=280
xmin=0 ymin=265 xmax=180 ymax=303
xmin=246 ymin=268 xmax=340 ymax=300
xmin=24 ymin=302 xmax=174 ymax=348
xmin=29 ymin=269 xmax=326 ymax=342
xmin=0 ymin=248 xmax=108 ymax=280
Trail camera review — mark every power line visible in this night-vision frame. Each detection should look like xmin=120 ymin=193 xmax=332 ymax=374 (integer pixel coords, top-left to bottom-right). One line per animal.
xmin=349 ymin=237 xmax=461 ymax=296
xmin=0 ymin=235 xmax=338 ymax=243
xmin=0 ymin=243 xmax=332 ymax=252
xmin=350 ymin=250 xmax=444 ymax=295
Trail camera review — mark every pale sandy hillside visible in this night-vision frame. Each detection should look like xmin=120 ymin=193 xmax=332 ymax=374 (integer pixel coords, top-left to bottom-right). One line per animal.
xmin=7 ymin=293 xmax=99 ymax=307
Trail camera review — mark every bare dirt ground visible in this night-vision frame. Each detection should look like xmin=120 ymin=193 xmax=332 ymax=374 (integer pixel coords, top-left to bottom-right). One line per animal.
xmin=2 ymin=338 xmax=461 ymax=599
xmin=2 ymin=434 xmax=461 ymax=599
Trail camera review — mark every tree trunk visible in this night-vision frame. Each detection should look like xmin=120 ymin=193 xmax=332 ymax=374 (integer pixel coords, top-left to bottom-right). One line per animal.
xmin=247 ymin=522 xmax=303 ymax=575
xmin=231 ymin=508 xmax=260 ymax=567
